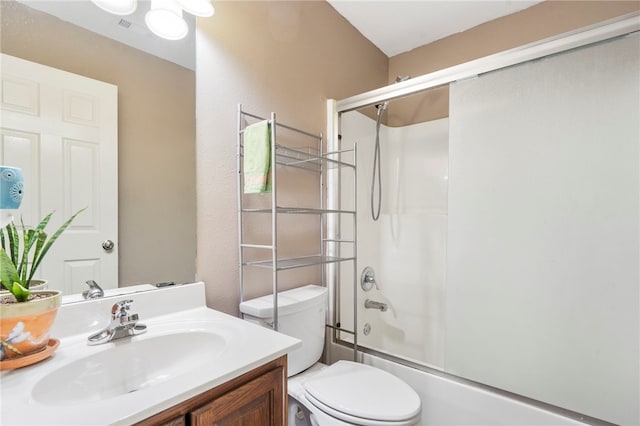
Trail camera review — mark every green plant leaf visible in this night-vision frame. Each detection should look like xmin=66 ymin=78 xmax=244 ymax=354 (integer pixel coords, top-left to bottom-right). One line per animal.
xmin=18 ymin=216 xmax=28 ymax=277
xmin=34 ymin=211 xmax=54 ymax=234
xmin=11 ymin=281 xmax=30 ymax=302
xmin=6 ymin=222 xmax=19 ymax=267
xmin=27 ymin=231 xmax=47 ymax=287
xmin=17 ymin=216 xmax=35 ymax=281
xmin=18 ymin=229 xmax=36 ymax=281
xmin=0 ymin=248 xmax=21 ymax=292
xmin=1 ymin=208 xmax=85 ymax=297
xmin=27 ymin=208 xmax=86 ymax=284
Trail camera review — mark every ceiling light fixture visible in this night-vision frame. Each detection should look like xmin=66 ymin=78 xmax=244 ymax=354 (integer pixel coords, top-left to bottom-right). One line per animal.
xmin=175 ymin=0 xmax=214 ymax=17
xmin=92 ymin=0 xmax=213 ymax=41
xmin=145 ymin=0 xmax=189 ymax=40
xmin=91 ymin=0 xmax=137 ymax=16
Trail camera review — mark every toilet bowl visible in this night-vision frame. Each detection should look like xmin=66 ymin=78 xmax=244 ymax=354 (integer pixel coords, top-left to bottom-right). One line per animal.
xmin=288 ymin=363 xmax=352 ymax=426
xmin=240 ymin=285 xmax=422 ymax=426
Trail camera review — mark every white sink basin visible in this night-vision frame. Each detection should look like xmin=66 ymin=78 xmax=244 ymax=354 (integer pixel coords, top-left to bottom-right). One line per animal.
xmin=32 ymin=331 xmax=226 ymax=405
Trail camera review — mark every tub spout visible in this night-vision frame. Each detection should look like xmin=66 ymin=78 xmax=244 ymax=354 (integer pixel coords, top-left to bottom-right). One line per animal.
xmin=364 ymin=299 xmax=388 ymax=312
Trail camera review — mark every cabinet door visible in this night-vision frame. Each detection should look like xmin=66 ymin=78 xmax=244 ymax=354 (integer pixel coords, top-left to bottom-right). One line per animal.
xmin=190 ymin=367 xmax=284 ymax=426
xmin=157 ymin=417 xmax=186 ymax=426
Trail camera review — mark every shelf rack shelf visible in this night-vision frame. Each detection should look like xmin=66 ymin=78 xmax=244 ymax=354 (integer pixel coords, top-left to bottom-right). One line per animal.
xmin=243 ymin=255 xmax=357 ymax=271
xmin=242 ymin=206 xmax=356 ymax=215
xmin=269 ymin=145 xmax=356 ymax=172
xmin=237 ymin=104 xmax=357 ymax=336
xmin=239 ymin=143 xmax=356 ymax=172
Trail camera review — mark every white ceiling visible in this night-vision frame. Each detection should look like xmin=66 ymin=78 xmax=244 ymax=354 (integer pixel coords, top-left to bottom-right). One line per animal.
xmin=17 ymin=0 xmax=544 ymax=68
xmin=327 ymin=0 xmax=544 ymax=57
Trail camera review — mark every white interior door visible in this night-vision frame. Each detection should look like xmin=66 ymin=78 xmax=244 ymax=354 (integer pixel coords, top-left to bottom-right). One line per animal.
xmin=0 ymin=53 xmax=118 ymax=295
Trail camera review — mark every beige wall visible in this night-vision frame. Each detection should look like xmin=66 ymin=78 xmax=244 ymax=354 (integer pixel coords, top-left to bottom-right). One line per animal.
xmin=387 ymin=0 xmax=640 ymax=126
xmin=1 ymin=1 xmax=197 ymax=287
xmin=196 ymin=1 xmax=388 ymax=314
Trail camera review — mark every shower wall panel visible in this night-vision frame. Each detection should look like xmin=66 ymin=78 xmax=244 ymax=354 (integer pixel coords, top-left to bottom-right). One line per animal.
xmin=340 ymin=111 xmax=449 ymax=369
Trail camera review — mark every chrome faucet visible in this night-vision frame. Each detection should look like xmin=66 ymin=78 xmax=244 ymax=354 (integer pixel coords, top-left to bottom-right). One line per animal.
xmin=364 ymin=299 xmax=388 ymax=312
xmin=82 ymin=280 xmax=104 ymax=299
xmin=87 ymin=299 xmax=147 ymax=345
xmin=361 ymin=267 xmax=380 ymax=291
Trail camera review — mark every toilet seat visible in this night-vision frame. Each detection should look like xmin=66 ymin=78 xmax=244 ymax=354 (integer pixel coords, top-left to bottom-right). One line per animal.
xmin=304 ymin=392 xmax=418 ymax=426
xmin=302 ymin=361 xmax=421 ymax=425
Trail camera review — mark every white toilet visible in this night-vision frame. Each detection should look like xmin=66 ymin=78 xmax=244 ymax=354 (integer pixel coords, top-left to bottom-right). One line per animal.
xmin=240 ymin=285 xmax=422 ymax=426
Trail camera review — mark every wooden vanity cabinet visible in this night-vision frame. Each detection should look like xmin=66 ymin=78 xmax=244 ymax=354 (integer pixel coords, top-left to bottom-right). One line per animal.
xmin=135 ymin=355 xmax=287 ymax=426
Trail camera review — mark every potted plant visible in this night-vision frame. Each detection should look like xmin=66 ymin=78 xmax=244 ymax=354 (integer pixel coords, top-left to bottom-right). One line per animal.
xmin=0 ymin=209 xmax=84 ymax=362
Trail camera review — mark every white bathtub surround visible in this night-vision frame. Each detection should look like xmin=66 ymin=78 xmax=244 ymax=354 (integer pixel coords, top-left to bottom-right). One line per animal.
xmin=339 ymin=111 xmax=449 ymax=370
xmin=1 ymin=282 xmax=300 ymax=425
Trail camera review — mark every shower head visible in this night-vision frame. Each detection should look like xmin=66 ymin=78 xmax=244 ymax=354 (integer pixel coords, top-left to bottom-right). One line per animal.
xmin=375 ymin=101 xmax=389 ymax=111
xmin=374 ymin=77 xmax=410 ymax=111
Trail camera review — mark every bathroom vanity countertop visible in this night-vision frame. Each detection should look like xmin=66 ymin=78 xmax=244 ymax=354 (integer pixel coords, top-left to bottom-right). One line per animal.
xmin=0 ymin=282 xmax=300 ymax=425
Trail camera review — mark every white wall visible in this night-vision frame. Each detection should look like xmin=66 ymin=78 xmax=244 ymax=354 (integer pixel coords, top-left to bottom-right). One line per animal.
xmin=447 ymin=34 xmax=640 ymax=424
xmin=339 ymin=111 xmax=449 ymax=369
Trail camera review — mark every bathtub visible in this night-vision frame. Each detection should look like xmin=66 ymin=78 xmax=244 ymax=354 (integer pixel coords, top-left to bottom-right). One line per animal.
xmin=327 ymin=340 xmax=592 ymax=425
xmin=360 ymin=353 xmax=591 ymax=426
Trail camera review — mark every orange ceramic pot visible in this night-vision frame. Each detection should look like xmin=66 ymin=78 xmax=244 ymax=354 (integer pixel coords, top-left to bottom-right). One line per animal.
xmin=0 ymin=290 xmax=61 ymax=361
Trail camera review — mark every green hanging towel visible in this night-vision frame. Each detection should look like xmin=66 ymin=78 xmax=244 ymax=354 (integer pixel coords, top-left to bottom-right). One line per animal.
xmin=243 ymin=120 xmax=272 ymax=194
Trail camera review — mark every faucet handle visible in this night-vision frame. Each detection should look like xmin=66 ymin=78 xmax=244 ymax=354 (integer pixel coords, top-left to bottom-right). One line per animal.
xmin=88 ymin=299 xmax=146 ymax=345
xmin=82 ymin=280 xmax=105 ymax=299
xmin=111 ymin=299 xmax=134 ymax=318
xmin=361 ymin=266 xmax=379 ymax=291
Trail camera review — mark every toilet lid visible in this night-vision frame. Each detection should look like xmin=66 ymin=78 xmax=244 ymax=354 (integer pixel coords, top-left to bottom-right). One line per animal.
xmin=303 ymin=361 xmax=421 ymax=423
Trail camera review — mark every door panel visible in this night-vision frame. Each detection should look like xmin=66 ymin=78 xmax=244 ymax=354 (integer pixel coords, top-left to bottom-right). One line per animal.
xmin=0 ymin=53 xmax=118 ymax=294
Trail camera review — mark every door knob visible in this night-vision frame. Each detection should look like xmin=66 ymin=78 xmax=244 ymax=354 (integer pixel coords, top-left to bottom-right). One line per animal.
xmin=102 ymin=239 xmax=115 ymax=251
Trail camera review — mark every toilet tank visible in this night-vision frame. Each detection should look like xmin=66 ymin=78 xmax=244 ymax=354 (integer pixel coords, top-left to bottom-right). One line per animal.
xmin=239 ymin=285 xmax=327 ymax=377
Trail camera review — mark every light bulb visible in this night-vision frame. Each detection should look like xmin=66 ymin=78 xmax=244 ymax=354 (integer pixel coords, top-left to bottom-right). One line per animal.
xmin=175 ymin=0 xmax=214 ymax=17
xmin=91 ymin=0 xmax=137 ymax=15
xmin=145 ymin=0 xmax=189 ymax=41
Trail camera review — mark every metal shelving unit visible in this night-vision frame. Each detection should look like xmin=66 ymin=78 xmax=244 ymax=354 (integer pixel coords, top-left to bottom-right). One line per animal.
xmin=237 ymin=104 xmax=357 ymax=338
xmin=244 ymin=255 xmax=355 ymax=271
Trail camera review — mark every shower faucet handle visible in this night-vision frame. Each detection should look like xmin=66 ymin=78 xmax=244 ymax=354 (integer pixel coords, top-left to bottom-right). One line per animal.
xmin=361 ymin=266 xmax=379 ymax=292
